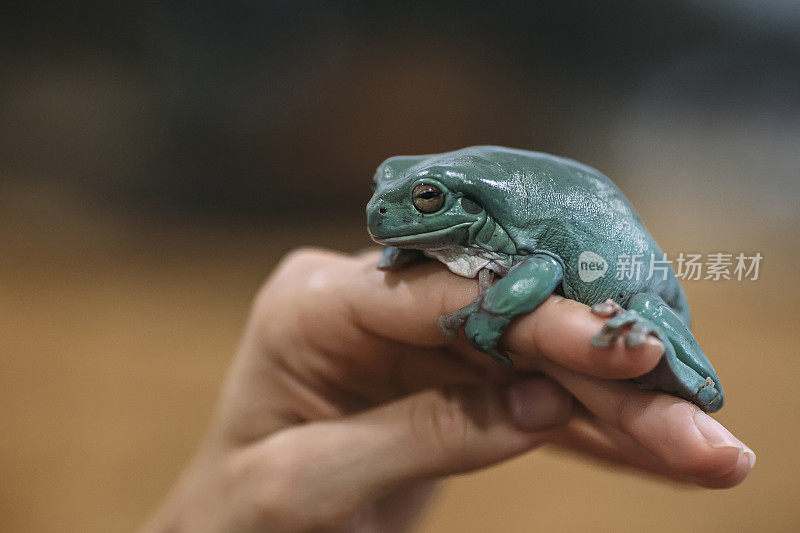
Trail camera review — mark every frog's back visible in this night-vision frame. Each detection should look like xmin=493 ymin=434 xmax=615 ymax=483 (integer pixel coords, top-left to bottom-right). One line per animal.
xmin=439 ymin=146 xmax=690 ymax=322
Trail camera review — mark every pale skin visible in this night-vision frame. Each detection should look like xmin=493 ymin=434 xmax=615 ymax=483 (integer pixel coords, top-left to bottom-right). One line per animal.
xmin=144 ymin=249 xmax=755 ymax=533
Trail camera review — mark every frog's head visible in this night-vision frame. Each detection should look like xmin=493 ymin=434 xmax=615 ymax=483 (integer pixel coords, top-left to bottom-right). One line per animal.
xmin=366 ymin=154 xmax=489 ymax=249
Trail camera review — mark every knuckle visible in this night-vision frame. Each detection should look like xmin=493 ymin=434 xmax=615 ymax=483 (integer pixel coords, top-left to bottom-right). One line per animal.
xmin=279 ymin=247 xmax=328 ymax=268
xmin=613 ymin=393 xmax=672 ymax=461
xmin=249 ymin=247 xmax=364 ymax=353
xmin=408 ymin=388 xmax=472 ymax=459
xmin=252 ymin=248 xmax=341 ymax=315
xmin=666 ymin=399 xmax=700 ymax=422
xmin=242 ymin=431 xmax=353 ymax=530
xmin=612 ymin=386 xmax=649 ymax=433
xmin=232 ymin=436 xmax=303 ymax=520
xmin=265 ymin=248 xmax=327 ymax=292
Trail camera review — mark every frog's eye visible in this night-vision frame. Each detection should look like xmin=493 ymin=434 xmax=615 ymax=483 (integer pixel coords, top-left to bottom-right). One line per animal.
xmin=412 ymin=184 xmax=445 ymax=213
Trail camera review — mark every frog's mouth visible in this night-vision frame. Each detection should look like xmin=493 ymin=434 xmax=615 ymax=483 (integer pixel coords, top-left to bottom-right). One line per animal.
xmin=369 ymin=222 xmax=472 ymax=248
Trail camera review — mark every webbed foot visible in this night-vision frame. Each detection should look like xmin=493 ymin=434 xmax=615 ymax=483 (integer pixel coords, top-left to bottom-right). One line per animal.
xmin=437 ymin=300 xmax=480 ymax=339
xmin=591 ymin=301 xmax=661 ymax=349
xmin=463 ymin=309 xmax=513 ymax=366
xmin=436 ymin=269 xmax=495 ymax=339
xmin=437 ymin=300 xmax=513 ymax=366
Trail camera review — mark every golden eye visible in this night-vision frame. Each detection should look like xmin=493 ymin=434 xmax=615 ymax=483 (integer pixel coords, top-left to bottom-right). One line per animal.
xmin=412 ymin=184 xmax=445 ymax=213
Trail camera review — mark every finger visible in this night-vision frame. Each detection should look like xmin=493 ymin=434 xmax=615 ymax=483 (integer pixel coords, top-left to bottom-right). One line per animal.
xmin=553 ymin=407 xmax=692 ymax=484
xmin=556 ymin=412 xmax=752 ymax=489
xmin=541 ymin=360 xmax=755 ymax=487
xmin=250 ymin=377 xmax=572 ymax=524
xmin=503 ymin=296 xmax=664 ymax=378
xmin=344 ymin=250 xmax=663 ymax=379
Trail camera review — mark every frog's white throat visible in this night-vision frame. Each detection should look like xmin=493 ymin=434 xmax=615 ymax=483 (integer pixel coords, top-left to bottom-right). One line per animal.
xmin=422 ymin=246 xmax=513 ymax=278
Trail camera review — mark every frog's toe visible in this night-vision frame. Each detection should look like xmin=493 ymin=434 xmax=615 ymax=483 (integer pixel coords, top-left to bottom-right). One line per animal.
xmin=591 ymin=299 xmax=624 ymax=318
xmin=437 ymin=314 xmax=462 ymax=339
xmin=437 ymin=300 xmax=481 ymax=340
xmin=591 ymin=311 xmax=661 ymax=349
xmin=591 ymin=324 xmax=618 ymax=347
xmin=625 ymin=323 xmax=652 ymax=348
xmin=590 ymin=311 xmax=635 ymax=347
xmin=691 ymin=377 xmax=724 ymax=412
xmin=463 ymin=310 xmax=513 ymax=365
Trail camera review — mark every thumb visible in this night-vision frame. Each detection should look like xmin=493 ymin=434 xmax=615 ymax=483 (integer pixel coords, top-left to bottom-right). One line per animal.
xmin=259 ymin=377 xmax=572 ymax=523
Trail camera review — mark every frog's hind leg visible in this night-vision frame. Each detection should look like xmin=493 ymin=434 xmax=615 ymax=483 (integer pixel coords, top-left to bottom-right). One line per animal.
xmin=591 ymin=293 xmax=724 ymax=413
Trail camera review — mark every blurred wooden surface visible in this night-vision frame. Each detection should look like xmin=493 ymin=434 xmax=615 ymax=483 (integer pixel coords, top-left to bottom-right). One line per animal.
xmin=1 ymin=189 xmax=798 ymax=532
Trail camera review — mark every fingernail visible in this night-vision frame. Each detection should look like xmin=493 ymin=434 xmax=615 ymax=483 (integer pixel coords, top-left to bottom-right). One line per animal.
xmin=506 ymin=379 xmax=571 ymax=431
xmin=743 ymin=448 xmax=757 ymax=469
xmin=737 ymin=440 xmax=757 ymax=469
xmin=693 ymin=412 xmax=745 ymax=452
xmin=645 ymin=337 xmax=664 ymax=351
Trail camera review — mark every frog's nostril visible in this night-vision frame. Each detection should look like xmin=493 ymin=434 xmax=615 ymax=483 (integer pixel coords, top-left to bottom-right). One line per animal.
xmin=378 ymin=207 xmax=387 ymax=214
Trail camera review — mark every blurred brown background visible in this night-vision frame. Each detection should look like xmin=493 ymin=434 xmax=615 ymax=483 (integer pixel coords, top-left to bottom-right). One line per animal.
xmin=1 ymin=1 xmax=799 ymax=531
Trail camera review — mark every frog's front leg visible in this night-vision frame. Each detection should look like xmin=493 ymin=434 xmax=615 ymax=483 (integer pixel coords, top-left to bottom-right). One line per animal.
xmin=437 ymin=269 xmax=498 ymax=339
xmin=439 ymin=255 xmax=564 ymax=366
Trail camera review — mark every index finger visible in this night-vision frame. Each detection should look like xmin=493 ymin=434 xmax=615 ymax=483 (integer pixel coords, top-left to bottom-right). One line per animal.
xmin=346 ymin=250 xmax=663 ymax=379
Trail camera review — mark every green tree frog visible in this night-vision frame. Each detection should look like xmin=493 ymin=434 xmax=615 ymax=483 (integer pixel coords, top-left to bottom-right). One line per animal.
xmin=366 ymin=146 xmax=723 ymax=412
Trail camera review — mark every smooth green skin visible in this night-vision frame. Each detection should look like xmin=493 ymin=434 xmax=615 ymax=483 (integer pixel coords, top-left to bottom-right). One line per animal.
xmin=366 ymin=146 xmax=724 ymax=412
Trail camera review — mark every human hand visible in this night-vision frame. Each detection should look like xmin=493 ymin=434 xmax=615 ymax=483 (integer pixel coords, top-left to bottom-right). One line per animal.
xmin=144 ymin=249 xmax=754 ymax=532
